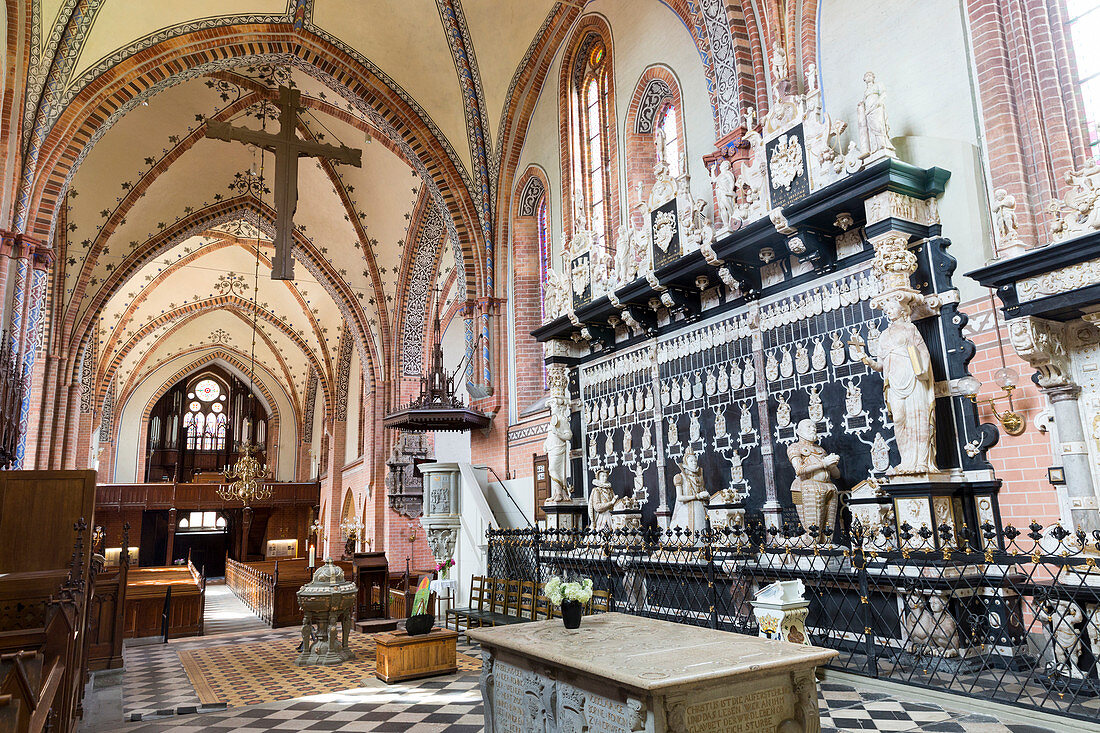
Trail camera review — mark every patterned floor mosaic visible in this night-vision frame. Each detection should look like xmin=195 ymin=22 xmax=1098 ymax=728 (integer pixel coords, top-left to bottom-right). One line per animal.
xmin=180 ymin=632 xmax=480 ymax=708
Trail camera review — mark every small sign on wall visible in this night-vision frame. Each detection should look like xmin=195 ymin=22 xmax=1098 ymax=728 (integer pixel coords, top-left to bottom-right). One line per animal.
xmin=266 ymin=539 xmax=298 ymax=558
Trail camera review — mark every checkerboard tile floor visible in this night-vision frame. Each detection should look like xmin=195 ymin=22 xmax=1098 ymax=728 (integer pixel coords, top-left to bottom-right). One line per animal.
xmin=110 ymin=627 xmax=1063 ymax=733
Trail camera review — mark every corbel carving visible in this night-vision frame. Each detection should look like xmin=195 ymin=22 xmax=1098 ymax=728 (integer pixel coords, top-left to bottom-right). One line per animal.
xmin=1008 ymin=316 xmax=1072 ymax=389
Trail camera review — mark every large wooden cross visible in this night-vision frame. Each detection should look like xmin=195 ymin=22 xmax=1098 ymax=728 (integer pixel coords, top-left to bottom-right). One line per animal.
xmin=206 ymin=86 xmax=362 ymax=280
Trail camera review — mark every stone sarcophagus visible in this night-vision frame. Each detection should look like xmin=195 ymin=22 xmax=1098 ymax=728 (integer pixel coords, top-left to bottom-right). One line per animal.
xmin=469 ymin=613 xmax=836 ymax=733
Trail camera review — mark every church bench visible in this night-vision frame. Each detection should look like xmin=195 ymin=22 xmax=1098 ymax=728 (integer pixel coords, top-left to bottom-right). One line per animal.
xmin=124 ymin=566 xmax=204 ymax=639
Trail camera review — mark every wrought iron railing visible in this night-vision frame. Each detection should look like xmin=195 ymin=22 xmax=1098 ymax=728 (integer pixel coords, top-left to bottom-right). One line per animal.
xmin=487 ymin=522 xmax=1100 ymax=723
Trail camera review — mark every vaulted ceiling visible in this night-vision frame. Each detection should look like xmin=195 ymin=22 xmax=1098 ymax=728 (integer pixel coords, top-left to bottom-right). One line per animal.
xmin=27 ymin=1 xmax=564 ymax=435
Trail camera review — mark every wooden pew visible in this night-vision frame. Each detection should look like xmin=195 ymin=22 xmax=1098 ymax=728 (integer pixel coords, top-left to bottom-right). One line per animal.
xmin=123 ymin=564 xmax=204 ymax=639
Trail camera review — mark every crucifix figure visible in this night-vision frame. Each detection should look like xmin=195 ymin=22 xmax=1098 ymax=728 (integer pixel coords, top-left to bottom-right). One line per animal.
xmin=206 ymin=86 xmax=362 ymax=280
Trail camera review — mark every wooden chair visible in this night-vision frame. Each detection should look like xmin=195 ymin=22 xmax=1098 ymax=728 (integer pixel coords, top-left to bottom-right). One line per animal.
xmin=587 ymin=589 xmax=611 ymax=615
xmin=446 ymin=576 xmax=486 ymax=633
xmin=517 ymin=581 xmax=537 ymax=621
xmin=535 ymin=594 xmax=552 ymax=620
xmin=487 ymin=579 xmax=524 ymax=626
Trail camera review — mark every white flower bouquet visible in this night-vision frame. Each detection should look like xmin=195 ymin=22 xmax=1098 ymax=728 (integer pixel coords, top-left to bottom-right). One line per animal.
xmin=545 ymin=576 xmax=593 ymax=607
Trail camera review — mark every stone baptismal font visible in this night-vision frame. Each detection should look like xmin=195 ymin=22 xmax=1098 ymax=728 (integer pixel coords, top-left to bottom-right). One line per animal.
xmin=295 ymin=559 xmax=357 ymax=666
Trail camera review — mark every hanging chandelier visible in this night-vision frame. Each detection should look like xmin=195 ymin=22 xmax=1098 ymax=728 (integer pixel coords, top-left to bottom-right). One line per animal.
xmin=220 ymin=142 xmax=271 ymax=506
xmin=219 ymin=441 xmax=271 ymax=504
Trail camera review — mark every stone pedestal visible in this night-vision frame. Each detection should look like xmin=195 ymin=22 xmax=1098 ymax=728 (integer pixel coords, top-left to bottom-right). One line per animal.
xmin=543 ymin=499 xmax=587 ymax=531
xmin=469 ymin=613 xmax=836 ymax=733
xmin=879 ymin=478 xmax=1002 ymax=551
xmin=752 ymin=580 xmax=810 ymax=646
xmin=419 ymin=462 xmax=462 ymax=563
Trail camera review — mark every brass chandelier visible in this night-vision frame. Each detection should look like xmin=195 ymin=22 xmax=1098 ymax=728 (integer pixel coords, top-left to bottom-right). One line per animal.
xmin=220 ymin=143 xmax=271 ymax=505
xmin=219 ymin=440 xmax=270 ymax=505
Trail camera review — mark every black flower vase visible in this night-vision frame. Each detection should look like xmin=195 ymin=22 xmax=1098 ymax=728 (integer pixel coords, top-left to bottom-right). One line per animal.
xmin=561 ymin=600 xmax=583 ymax=629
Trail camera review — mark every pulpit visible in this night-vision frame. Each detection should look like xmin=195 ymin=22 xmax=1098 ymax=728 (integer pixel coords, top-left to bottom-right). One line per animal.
xmin=352 ymin=551 xmax=398 ymax=633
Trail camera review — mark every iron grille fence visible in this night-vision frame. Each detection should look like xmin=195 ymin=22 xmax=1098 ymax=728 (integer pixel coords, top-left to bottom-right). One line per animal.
xmin=487 ymin=522 xmax=1100 ymax=723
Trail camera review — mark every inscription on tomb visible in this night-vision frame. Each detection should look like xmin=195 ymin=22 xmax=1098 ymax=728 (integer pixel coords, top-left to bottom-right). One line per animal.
xmin=683 ymin=686 xmax=787 ymax=732
xmin=491 ymin=661 xmax=528 ymax=733
xmin=584 ymin=691 xmax=632 ymax=732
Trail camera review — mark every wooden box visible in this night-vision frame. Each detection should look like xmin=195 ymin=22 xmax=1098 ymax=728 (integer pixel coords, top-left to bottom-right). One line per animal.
xmin=374 ymin=627 xmax=457 ymax=683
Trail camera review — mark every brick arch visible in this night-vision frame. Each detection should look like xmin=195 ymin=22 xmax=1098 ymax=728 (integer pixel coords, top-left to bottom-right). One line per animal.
xmin=624 ymin=66 xmax=685 ymax=227
xmin=510 ymin=165 xmax=551 ymax=409
xmin=117 ymin=308 xmax=301 ymax=422
xmin=68 ymin=197 xmax=378 ymax=397
xmin=134 ymin=347 xmax=289 ymax=439
xmin=99 ymin=237 xmax=330 ymax=394
xmin=558 ymin=14 xmax=620 ymax=246
xmin=127 ymin=347 xmax=290 ymax=480
xmin=21 ymin=25 xmax=487 ymax=304
xmin=96 ymin=295 xmax=331 ymax=415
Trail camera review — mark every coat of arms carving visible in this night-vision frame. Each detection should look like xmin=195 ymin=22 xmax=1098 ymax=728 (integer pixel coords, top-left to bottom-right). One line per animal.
xmin=652 ymin=210 xmax=677 ymax=254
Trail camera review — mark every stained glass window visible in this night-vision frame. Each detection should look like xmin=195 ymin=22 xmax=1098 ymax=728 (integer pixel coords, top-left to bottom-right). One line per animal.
xmin=1068 ymin=1 xmax=1100 ymax=160
xmin=659 ymin=103 xmax=680 ymax=171
xmin=194 ymin=379 xmax=221 ymax=402
xmin=571 ymin=38 xmax=611 ymax=250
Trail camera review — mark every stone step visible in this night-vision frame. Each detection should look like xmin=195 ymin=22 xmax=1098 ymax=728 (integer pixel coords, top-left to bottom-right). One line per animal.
xmin=355 ymin=618 xmax=400 ymax=634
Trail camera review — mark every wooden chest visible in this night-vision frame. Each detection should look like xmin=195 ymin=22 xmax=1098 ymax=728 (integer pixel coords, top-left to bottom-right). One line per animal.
xmin=374 ymin=627 xmax=458 ymax=683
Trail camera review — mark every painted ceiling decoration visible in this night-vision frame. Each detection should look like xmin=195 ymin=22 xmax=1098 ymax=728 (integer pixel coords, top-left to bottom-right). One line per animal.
xmin=15 ymin=0 xmax=778 ymax=463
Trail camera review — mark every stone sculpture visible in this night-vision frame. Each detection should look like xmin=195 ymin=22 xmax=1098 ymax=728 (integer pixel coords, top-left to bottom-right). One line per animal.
xmin=902 ymin=591 xmax=959 ymax=657
xmin=1039 ymin=600 xmax=1086 ymax=678
xmin=858 ymin=72 xmax=895 ymax=159
xmin=545 ymin=396 xmax=573 ymax=502
xmin=992 ymin=188 xmax=1022 ymax=250
xmin=670 ymin=445 xmax=710 ymax=533
xmin=857 ymin=292 xmax=937 ymax=475
xmin=588 ymin=469 xmax=618 ymax=533
xmin=1049 ymin=158 xmax=1100 ymax=242
xmin=543 ymin=268 xmax=568 ymax=321
xmin=787 ymin=419 xmax=840 ymax=543
xmin=710 ymin=159 xmax=738 ymax=231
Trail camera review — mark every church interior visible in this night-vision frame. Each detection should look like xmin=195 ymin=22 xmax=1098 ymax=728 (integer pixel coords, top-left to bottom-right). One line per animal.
xmin=2 ymin=1 xmax=1100 ymax=732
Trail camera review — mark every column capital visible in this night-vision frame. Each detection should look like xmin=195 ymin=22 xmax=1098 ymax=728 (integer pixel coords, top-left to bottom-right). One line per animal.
xmin=1042 ymin=382 xmax=1082 ymax=403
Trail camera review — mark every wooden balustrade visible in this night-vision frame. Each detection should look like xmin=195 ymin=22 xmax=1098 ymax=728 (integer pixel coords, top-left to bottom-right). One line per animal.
xmin=225 ymin=558 xmax=354 ymax=628
xmin=95 ymin=481 xmax=320 ymax=511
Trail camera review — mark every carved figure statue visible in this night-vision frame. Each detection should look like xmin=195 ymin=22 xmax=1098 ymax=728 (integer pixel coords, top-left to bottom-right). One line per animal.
xmin=1049 ymin=159 xmax=1100 ymax=241
xmin=649 ymin=159 xmax=677 ymax=209
xmin=858 ymin=72 xmax=895 ymax=158
xmin=787 ymin=419 xmax=840 ymax=543
xmin=859 ymin=294 xmax=937 ymax=475
xmin=902 ymin=592 xmax=934 ymax=654
xmin=630 ymin=222 xmax=652 ymax=276
xmin=670 ymin=446 xmax=710 ymax=532
xmin=614 ymin=224 xmax=634 ymax=286
xmin=710 ymin=160 xmax=738 ymax=231
xmin=588 ymin=469 xmax=618 ymax=533
xmin=545 ymin=397 xmax=573 ymax=502
xmin=992 ymin=188 xmax=1022 ymax=248
xmin=927 ymin=593 xmax=961 ymax=656
xmin=1040 ymin=600 xmax=1085 ymax=678
xmin=544 ymin=268 xmax=570 ymax=321
xmin=735 ymin=131 xmax=767 ymax=221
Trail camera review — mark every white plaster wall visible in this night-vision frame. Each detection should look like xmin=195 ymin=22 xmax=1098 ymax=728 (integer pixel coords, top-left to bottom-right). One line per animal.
xmin=818 ymin=0 xmax=994 ymax=302
xmin=433 ymin=313 xmax=472 ymax=463
xmin=513 ymin=1 xmax=717 ymax=276
xmin=310 ymin=381 xmax=324 ymax=478
xmin=111 ymin=352 xmax=297 ymax=483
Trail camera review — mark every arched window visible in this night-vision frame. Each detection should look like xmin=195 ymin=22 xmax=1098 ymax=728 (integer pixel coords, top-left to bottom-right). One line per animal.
xmin=537 ymin=197 xmax=550 ymax=322
xmin=571 ymin=39 xmax=613 ymax=249
xmin=184 ymin=375 xmax=229 ymax=451
xmin=1068 ymin=1 xmax=1100 ymax=160
xmin=658 ymin=102 xmax=680 ymax=170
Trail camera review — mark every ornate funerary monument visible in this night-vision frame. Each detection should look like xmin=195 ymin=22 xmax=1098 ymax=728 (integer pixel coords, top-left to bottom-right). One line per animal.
xmin=534 ymin=64 xmax=1000 ymax=544
xmin=511 ymin=58 xmax=1096 ymax=718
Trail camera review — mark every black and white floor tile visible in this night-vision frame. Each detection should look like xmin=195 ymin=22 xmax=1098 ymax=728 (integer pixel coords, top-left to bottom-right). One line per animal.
xmin=98 ymin=592 xmax=1064 ymax=733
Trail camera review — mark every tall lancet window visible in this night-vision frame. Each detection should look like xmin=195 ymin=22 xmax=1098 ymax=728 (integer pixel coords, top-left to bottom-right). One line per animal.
xmin=658 ymin=102 xmax=680 ymax=171
xmin=1069 ymin=0 xmax=1100 ymax=160
xmin=537 ymin=197 xmax=550 ymax=322
xmin=572 ymin=40 xmax=612 ymax=249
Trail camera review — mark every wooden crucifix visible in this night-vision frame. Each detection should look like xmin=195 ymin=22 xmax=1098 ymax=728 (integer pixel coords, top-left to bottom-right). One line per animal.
xmin=206 ymin=86 xmax=362 ymax=280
